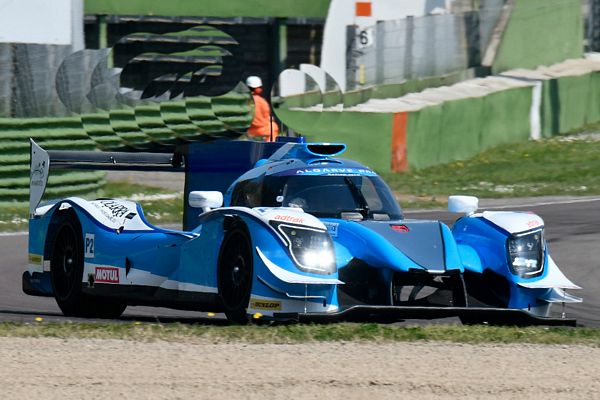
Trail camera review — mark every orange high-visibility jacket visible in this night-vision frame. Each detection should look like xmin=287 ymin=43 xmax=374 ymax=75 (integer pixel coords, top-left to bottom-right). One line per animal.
xmin=248 ymin=93 xmax=279 ymax=141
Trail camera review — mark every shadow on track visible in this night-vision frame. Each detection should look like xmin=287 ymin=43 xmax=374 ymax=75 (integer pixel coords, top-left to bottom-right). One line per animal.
xmin=0 ymin=309 xmax=231 ymax=325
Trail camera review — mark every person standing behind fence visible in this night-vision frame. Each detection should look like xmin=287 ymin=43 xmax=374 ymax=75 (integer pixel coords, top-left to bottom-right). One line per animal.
xmin=246 ymin=76 xmax=279 ymax=141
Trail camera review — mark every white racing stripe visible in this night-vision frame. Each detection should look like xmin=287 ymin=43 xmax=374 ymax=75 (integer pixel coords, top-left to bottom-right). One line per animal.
xmin=159 ymin=279 xmax=217 ymax=293
xmin=256 ymin=247 xmax=343 ymax=285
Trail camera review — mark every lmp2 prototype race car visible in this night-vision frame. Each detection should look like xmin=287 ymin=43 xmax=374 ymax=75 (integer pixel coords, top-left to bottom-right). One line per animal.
xmin=24 ymin=138 xmax=581 ymax=324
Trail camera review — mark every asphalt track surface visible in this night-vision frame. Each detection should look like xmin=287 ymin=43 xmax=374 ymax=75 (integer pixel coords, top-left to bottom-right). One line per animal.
xmin=0 ymin=196 xmax=598 ymax=327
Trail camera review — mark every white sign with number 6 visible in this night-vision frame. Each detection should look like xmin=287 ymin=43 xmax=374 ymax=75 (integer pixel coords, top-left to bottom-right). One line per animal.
xmin=356 ymin=27 xmax=375 ymax=49
xmin=356 ymin=27 xmax=374 ymax=49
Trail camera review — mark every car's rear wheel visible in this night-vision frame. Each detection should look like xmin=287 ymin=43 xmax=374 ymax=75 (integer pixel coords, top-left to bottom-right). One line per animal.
xmin=51 ymin=211 xmax=126 ymax=318
xmin=218 ymin=227 xmax=253 ymax=324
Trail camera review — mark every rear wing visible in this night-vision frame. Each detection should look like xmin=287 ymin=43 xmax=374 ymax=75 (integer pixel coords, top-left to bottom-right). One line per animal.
xmin=29 ymin=139 xmax=183 ymax=217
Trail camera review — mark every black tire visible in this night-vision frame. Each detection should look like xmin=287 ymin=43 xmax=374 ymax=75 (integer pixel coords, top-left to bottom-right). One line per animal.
xmin=218 ymin=227 xmax=253 ymax=324
xmin=50 ymin=212 xmax=127 ymax=318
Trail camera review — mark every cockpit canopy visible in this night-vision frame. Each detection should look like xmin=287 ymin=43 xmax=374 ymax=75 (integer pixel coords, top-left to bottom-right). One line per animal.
xmin=231 ymin=171 xmax=402 ymax=221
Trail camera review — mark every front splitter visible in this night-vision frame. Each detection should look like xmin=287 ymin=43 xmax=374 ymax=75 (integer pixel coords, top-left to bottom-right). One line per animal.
xmin=274 ymin=305 xmax=577 ymax=326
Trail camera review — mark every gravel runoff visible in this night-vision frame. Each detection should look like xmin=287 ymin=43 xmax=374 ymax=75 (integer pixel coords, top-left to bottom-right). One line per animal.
xmin=0 ymin=338 xmax=597 ymax=399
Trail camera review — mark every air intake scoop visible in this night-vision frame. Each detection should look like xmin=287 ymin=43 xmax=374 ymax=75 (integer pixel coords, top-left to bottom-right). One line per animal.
xmin=268 ymin=142 xmax=347 ymax=162
xmin=306 ymin=143 xmax=346 ymax=156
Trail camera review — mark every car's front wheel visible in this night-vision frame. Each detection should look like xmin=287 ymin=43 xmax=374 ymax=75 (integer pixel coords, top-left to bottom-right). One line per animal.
xmin=218 ymin=227 xmax=253 ymax=324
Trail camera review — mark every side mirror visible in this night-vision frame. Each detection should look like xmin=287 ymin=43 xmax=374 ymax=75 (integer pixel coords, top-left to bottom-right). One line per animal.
xmin=189 ymin=191 xmax=223 ymax=213
xmin=448 ymin=195 xmax=479 ymax=215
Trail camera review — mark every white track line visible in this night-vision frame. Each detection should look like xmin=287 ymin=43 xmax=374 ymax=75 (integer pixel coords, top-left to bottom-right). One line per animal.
xmin=480 ymin=197 xmax=600 ymax=210
xmin=0 ymin=231 xmax=27 ymax=237
xmin=405 ymin=197 xmax=600 ymax=214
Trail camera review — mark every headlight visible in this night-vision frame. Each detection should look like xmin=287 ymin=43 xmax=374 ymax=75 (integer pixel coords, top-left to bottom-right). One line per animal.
xmin=506 ymin=229 xmax=544 ymax=278
xmin=270 ymin=222 xmax=336 ymax=275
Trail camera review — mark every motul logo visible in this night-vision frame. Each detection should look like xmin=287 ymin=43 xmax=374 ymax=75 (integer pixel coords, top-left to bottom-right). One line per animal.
xmin=95 ymin=267 xmax=119 ymax=284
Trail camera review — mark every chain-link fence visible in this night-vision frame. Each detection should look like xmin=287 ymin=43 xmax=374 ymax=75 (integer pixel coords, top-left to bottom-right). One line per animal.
xmin=346 ymin=0 xmax=505 ymax=89
xmin=0 ymin=44 xmax=74 ymax=118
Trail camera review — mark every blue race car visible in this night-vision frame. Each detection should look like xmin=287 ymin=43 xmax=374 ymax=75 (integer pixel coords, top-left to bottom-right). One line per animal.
xmin=24 ymin=138 xmax=581 ymax=324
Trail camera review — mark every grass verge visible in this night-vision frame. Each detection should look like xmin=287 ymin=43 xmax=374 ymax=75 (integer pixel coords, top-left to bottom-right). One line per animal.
xmin=101 ymin=181 xmax=183 ymax=226
xmin=381 ymin=135 xmax=600 ymax=199
xmin=0 ymin=181 xmax=182 ymax=232
xmin=1 ymin=322 xmax=599 ymax=346
xmin=0 ymin=202 xmax=28 ymax=232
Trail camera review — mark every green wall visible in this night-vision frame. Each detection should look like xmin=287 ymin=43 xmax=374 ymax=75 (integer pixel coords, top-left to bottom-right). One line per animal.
xmin=405 ymin=86 xmax=532 ymax=170
xmin=285 ymin=111 xmax=394 ymax=172
xmin=541 ymin=72 xmax=600 ymax=137
xmin=0 ymin=117 xmax=104 ymax=202
xmin=281 ymin=82 xmax=535 ymax=172
xmin=84 ymin=0 xmax=331 ymax=18
xmin=0 ymin=92 xmax=252 ymax=203
xmin=493 ymin=0 xmax=583 ymax=73
xmin=405 ymin=105 xmax=444 ymax=170
xmin=479 ymin=87 xmax=532 ymax=149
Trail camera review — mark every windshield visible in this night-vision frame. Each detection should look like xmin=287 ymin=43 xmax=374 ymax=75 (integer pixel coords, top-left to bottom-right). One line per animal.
xmin=258 ymin=175 xmax=403 ymax=220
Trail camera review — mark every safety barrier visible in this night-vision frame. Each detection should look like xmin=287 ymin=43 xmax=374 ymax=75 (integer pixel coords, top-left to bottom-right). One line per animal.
xmin=0 ymin=117 xmax=102 ymax=202
xmin=292 ymin=57 xmax=600 ymax=172
xmin=0 ymin=92 xmax=252 ymax=203
xmin=501 ymin=57 xmax=600 ymax=137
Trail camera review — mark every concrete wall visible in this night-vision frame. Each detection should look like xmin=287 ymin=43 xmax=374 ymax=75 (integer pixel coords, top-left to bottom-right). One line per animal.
xmin=0 ymin=0 xmax=78 ymax=46
xmin=350 ymin=8 xmax=500 ymax=89
xmin=282 ymin=58 xmax=600 ymax=173
xmin=502 ymin=57 xmax=600 ymax=137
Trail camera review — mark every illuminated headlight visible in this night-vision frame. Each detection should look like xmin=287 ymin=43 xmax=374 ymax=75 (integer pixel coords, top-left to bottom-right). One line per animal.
xmin=506 ymin=229 xmax=544 ymax=278
xmin=270 ymin=222 xmax=336 ymax=275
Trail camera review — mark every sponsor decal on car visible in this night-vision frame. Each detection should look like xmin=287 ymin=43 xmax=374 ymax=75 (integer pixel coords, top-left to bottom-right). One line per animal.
xmin=250 ymin=299 xmax=282 ymax=311
xmin=323 ymin=222 xmax=339 ymax=237
xmin=30 ymin=160 xmax=46 ymax=187
xmin=295 ymin=167 xmax=377 ymax=176
xmin=277 ymin=167 xmax=378 ymax=177
xmin=28 ymin=253 xmax=43 ymax=264
xmin=91 ymin=200 xmax=132 ymax=223
xmin=273 ymin=214 xmax=305 ymax=224
xmin=98 ymin=200 xmax=130 ymax=218
xmin=527 ymin=220 xmax=542 ymax=228
xmin=94 ymin=266 xmax=120 ymax=284
xmin=85 ymin=233 xmax=95 ymax=258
